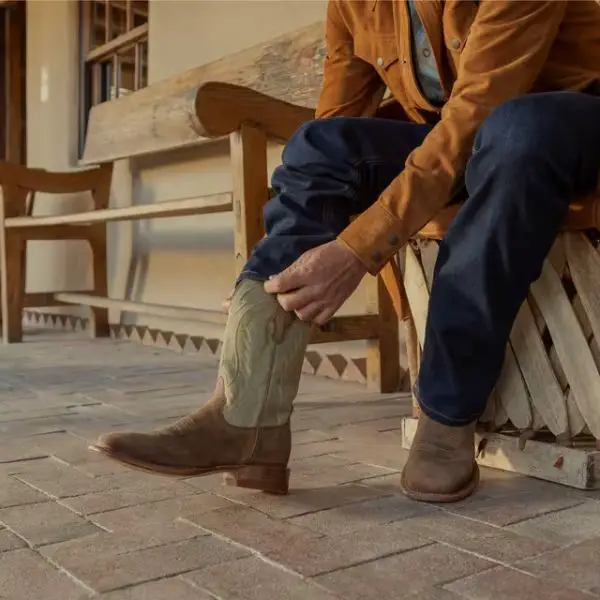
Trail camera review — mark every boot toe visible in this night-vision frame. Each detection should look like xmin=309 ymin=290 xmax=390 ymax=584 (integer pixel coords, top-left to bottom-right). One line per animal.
xmin=401 ymin=444 xmax=478 ymax=502
xmin=403 ymin=461 xmax=474 ymax=496
xmin=92 ymin=432 xmax=157 ymax=462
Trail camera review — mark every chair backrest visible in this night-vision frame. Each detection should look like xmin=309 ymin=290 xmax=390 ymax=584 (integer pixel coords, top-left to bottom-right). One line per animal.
xmin=82 ymin=22 xmax=326 ymax=165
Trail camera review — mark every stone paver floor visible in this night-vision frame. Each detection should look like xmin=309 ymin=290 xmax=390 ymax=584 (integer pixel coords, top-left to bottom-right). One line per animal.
xmin=1 ymin=329 xmax=599 ymax=599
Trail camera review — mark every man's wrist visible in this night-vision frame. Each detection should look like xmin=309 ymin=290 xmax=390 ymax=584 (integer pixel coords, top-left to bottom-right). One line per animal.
xmin=338 ymin=202 xmax=403 ymax=275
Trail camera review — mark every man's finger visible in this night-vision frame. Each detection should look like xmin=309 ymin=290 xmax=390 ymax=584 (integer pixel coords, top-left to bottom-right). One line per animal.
xmin=264 ymin=265 xmax=305 ymax=294
xmin=221 ymin=297 xmax=232 ymax=313
xmin=294 ymin=301 xmax=323 ymax=323
xmin=313 ymin=306 xmax=335 ymax=326
xmin=276 ymin=285 xmax=317 ymax=313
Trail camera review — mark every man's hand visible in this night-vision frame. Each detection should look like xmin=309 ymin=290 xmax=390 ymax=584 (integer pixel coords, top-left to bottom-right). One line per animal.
xmin=264 ymin=240 xmax=367 ymax=325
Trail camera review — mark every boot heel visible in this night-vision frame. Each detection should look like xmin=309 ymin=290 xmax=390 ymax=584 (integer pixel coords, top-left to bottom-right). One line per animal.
xmin=225 ymin=465 xmax=290 ymax=495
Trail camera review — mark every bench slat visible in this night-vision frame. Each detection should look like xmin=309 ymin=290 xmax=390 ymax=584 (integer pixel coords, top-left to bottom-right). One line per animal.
xmin=82 ymin=22 xmax=325 ymax=164
xmin=54 ymin=293 xmax=229 ymax=325
xmin=24 ymin=292 xmax=90 ymax=308
xmin=6 ymin=193 xmax=232 ymax=228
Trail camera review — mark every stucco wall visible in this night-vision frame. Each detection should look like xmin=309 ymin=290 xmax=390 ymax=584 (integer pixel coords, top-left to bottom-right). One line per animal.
xmin=25 ymin=0 xmax=90 ymax=296
xmin=23 ymin=0 xmax=382 ymax=360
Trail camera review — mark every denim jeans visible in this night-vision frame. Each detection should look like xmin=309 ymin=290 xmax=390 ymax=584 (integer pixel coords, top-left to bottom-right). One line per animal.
xmin=240 ymin=91 xmax=600 ymax=425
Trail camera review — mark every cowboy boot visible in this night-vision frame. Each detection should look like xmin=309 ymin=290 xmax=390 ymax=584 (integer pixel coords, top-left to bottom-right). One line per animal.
xmin=400 ymin=412 xmax=479 ymax=503
xmin=90 ymin=279 xmax=310 ymax=494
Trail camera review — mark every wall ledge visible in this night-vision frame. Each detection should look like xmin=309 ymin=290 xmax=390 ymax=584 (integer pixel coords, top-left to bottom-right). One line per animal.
xmin=22 ymin=309 xmax=404 ymax=387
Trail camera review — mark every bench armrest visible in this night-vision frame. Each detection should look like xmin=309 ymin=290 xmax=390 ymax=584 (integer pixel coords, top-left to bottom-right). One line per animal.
xmin=195 ymin=82 xmax=315 ymax=143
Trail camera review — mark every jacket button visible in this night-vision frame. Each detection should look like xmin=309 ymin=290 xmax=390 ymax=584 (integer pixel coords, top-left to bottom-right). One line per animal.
xmin=388 ymin=234 xmax=400 ymax=246
xmin=451 ymin=39 xmax=461 ymax=50
xmin=371 ymin=251 xmax=383 ymax=263
xmin=376 ymin=57 xmax=384 ymax=67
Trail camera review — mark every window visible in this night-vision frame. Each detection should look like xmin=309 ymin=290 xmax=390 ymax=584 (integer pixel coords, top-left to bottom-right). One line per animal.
xmin=79 ymin=0 xmax=149 ymax=152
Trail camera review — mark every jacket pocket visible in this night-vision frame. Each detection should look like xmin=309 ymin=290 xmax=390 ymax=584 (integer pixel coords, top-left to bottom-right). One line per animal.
xmin=353 ymin=31 xmax=400 ymax=72
xmin=443 ymin=0 xmax=478 ymax=54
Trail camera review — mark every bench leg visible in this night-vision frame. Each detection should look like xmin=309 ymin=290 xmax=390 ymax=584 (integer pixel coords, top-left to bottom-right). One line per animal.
xmin=0 ymin=233 xmax=26 ymax=343
xmin=89 ymin=227 xmax=110 ymax=338
xmin=405 ymin=312 xmax=421 ymax=417
xmin=366 ymin=273 xmax=401 ymax=393
xmin=230 ymin=124 xmax=268 ymax=272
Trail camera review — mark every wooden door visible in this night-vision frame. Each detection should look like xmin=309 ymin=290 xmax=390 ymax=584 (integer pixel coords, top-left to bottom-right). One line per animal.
xmin=0 ymin=0 xmax=26 ymax=164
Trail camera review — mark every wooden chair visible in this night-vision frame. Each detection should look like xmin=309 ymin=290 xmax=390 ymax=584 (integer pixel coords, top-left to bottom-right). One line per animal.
xmin=0 ymin=163 xmax=113 ymax=343
xmin=400 ymin=194 xmax=600 ymax=490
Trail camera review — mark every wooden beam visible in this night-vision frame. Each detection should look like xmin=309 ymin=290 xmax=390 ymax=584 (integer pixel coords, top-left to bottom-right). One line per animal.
xmin=53 ymin=291 xmax=383 ymax=344
xmin=309 ymin=315 xmax=381 ymax=344
xmin=0 ymin=162 xmax=111 ymax=194
xmin=7 ymin=225 xmax=95 ymax=241
xmin=23 ymin=292 xmax=90 ymax=308
xmin=85 ymin=23 xmax=148 ymax=63
xmin=0 ymin=9 xmax=6 ymax=161
xmin=195 ymin=82 xmax=315 ymax=142
xmin=81 ymin=21 xmax=324 ymax=164
xmin=53 ymin=293 xmax=229 ymax=326
xmin=419 ymin=197 xmax=600 ymax=241
xmin=3 ymin=0 xmax=25 ymax=164
xmin=230 ymin=125 xmax=267 ymax=272
xmin=365 ymin=271 xmax=401 ymax=393
xmin=5 ymin=193 xmax=233 ymax=228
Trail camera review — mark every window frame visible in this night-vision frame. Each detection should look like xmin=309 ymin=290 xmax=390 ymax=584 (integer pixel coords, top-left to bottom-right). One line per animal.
xmin=78 ymin=0 xmax=148 ymax=156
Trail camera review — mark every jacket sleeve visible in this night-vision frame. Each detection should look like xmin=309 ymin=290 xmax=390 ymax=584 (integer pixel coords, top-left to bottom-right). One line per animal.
xmin=315 ymin=1 xmax=386 ymax=119
xmin=338 ymin=0 xmax=568 ymax=274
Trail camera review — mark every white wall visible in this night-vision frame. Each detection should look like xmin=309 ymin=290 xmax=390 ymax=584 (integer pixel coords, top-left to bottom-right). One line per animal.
xmin=25 ymin=0 xmax=92 ymax=295
xmin=148 ymin=0 xmax=327 ymax=82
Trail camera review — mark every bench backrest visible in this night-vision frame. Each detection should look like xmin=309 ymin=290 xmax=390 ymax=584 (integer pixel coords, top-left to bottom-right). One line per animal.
xmin=82 ymin=22 xmax=326 ymax=165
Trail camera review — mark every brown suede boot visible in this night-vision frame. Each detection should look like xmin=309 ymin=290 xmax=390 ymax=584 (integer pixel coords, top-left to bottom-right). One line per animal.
xmin=400 ymin=412 xmax=479 ymax=503
xmin=90 ymin=280 xmax=310 ymax=495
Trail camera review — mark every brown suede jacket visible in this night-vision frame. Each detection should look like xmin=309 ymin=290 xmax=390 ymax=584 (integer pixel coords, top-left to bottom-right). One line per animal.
xmin=320 ymin=0 xmax=600 ymax=274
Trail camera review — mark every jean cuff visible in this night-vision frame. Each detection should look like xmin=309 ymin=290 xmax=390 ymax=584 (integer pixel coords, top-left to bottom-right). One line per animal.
xmin=236 ymin=270 xmax=268 ymax=286
xmin=416 ymin=393 xmax=480 ymax=427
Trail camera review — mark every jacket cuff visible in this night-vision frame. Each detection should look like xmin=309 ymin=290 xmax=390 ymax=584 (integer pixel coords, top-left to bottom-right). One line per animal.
xmin=338 ymin=201 xmax=403 ymax=275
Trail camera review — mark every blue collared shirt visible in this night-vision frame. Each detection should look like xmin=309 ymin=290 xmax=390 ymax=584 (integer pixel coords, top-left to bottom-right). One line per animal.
xmin=407 ymin=0 xmax=445 ymax=105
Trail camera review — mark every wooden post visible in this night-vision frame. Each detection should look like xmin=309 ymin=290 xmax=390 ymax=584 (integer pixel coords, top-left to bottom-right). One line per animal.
xmin=229 ymin=124 xmax=269 ymax=274
xmin=88 ymin=164 xmax=113 ymax=338
xmin=0 ymin=232 xmax=25 ymax=343
xmin=365 ymin=271 xmax=401 ymax=393
xmin=88 ymin=227 xmax=110 ymax=338
xmin=0 ymin=185 xmax=27 ymax=343
xmin=2 ymin=1 xmax=26 ymax=164
xmin=405 ymin=313 xmax=421 ymax=417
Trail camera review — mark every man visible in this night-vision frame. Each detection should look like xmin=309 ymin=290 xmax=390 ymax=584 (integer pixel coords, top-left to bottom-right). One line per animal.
xmin=92 ymin=1 xmax=600 ymax=502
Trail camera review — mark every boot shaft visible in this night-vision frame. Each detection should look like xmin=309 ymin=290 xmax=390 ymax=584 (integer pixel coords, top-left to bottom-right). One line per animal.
xmin=220 ymin=279 xmax=310 ymax=428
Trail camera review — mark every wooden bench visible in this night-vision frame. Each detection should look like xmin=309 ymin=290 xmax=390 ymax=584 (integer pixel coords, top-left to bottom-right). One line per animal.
xmin=400 ymin=194 xmax=600 ymax=489
xmin=0 ymin=22 xmax=402 ymax=393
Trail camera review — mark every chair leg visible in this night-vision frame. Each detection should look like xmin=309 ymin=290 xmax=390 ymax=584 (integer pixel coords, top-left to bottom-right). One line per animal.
xmin=0 ymin=233 xmax=26 ymax=343
xmin=89 ymin=227 xmax=110 ymax=338
xmin=366 ymin=273 xmax=401 ymax=393
xmin=405 ymin=312 xmax=421 ymax=418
